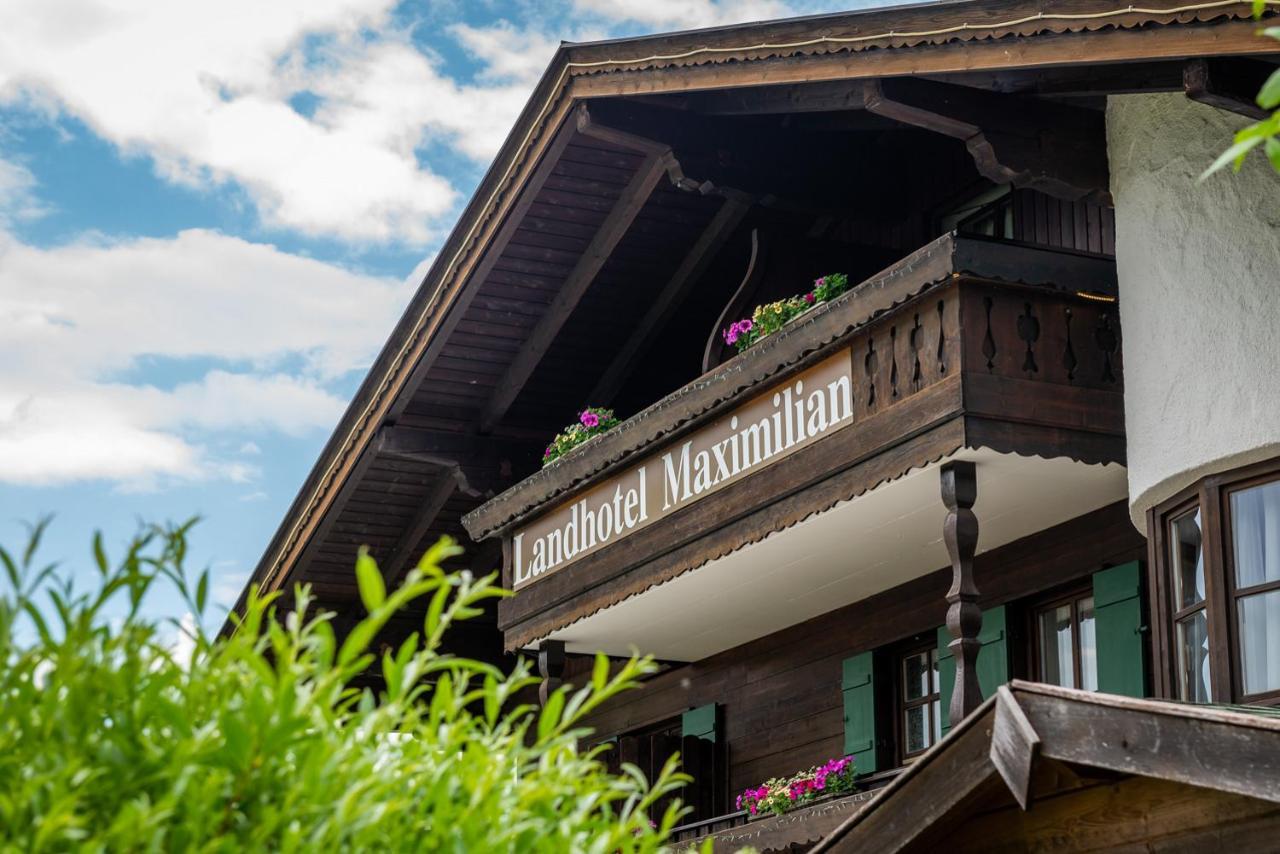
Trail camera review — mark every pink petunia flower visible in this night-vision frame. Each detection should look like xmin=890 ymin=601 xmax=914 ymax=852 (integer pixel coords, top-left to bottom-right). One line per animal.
xmin=805 ymin=292 xmax=816 ymax=304
xmin=580 ymin=411 xmax=600 ymax=428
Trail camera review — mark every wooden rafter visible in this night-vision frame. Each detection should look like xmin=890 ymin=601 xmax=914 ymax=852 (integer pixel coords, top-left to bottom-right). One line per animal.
xmin=477 ymin=146 xmax=673 ymax=434
xmin=1184 ymin=58 xmax=1274 ymax=120
xmin=375 ymin=425 xmax=528 ymax=465
xmin=285 ymin=447 xmax=381 ymax=592
xmin=380 ymin=473 xmax=459 ymax=587
xmin=860 ymin=78 xmax=1111 ymax=203
xmin=589 ymin=190 xmax=753 ymax=405
xmin=386 ymin=105 xmax=586 ymax=421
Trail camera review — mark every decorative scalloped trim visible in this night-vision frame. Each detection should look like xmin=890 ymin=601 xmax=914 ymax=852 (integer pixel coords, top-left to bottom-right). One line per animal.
xmin=504 ymin=440 xmax=967 ymax=651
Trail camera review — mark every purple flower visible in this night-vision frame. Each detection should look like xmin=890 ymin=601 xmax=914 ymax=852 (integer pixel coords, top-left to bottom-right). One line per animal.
xmin=804 ymin=292 xmax=816 ymax=305
xmin=815 ymin=277 xmax=826 ymax=287
xmin=739 ymin=318 xmax=754 ymax=333
xmin=580 ymin=411 xmax=600 ymax=428
xmin=544 ymin=445 xmax=554 ymax=457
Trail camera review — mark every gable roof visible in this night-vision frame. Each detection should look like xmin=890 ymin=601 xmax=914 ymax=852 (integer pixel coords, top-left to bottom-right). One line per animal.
xmin=233 ymin=0 xmax=1271 ymax=620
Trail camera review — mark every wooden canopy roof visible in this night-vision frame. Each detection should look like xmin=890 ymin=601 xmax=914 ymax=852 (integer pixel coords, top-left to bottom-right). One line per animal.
xmin=812 ymin=681 xmax=1280 ymax=852
xmin=230 ymin=0 xmax=1276 ymax=640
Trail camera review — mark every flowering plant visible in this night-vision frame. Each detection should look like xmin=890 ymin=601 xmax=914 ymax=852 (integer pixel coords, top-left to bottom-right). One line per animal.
xmin=735 ymin=755 xmax=857 ymax=817
xmin=722 ymin=273 xmax=850 ymax=354
xmin=542 ymin=407 xmax=620 ymax=467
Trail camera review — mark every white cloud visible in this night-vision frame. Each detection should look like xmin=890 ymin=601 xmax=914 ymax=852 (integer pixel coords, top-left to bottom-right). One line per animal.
xmin=0 ymin=156 xmax=50 ymax=228
xmin=0 ymin=1 xmax=555 ymax=244
xmin=0 ymin=226 xmax=414 ymax=487
xmin=572 ymin=0 xmax=793 ymax=29
xmin=450 ymin=22 xmax=563 ymax=85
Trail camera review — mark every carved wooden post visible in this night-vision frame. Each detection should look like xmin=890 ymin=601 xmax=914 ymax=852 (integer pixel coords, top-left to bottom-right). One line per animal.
xmin=941 ymin=460 xmax=983 ymax=723
xmin=537 ymin=639 xmax=566 ymax=706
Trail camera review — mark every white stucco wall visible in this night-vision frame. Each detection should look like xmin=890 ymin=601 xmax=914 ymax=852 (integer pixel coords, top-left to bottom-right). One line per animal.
xmin=1107 ymin=93 xmax=1280 ymax=531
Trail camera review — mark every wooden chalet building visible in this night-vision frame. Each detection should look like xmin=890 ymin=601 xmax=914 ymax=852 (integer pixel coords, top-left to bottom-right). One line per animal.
xmin=233 ymin=0 xmax=1280 ymax=849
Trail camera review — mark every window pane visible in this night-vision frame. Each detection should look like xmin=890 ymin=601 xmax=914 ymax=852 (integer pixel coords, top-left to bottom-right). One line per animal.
xmin=1171 ymin=509 xmax=1205 ymax=610
xmin=1231 ymin=480 xmax=1280 ymax=591
xmin=1078 ymin=596 xmax=1098 ymax=692
xmin=1239 ymin=589 xmax=1280 ymax=696
xmin=904 ymin=705 xmax=929 ymax=754
xmin=1176 ymin=611 xmax=1212 ymax=702
xmin=903 ymin=652 xmax=930 ymax=701
xmin=1037 ymin=604 xmax=1076 ymax=688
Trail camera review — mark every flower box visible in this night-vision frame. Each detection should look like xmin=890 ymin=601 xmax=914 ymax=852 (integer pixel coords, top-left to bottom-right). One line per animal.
xmin=735 ymin=755 xmax=858 ymax=819
xmin=722 ymin=273 xmax=850 ymax=355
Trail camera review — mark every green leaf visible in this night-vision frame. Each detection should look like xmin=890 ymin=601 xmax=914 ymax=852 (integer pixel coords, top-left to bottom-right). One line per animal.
xmin=537 ymin=689 xmax=565 ymax=741
xmin=355 ymin=547 xmax=386 ymax=613
xmin=92 ymin=532 xmax=109 ymax=577
xmin=195 ymin=572 xmax=209 ymax=614
xmin=1266 ymin=137 xmax=1280 ymax=173
xmin=1257 ymin=68 xmax=1280 ymax=110
xmin=592 ymin=653 xmax=609 ymax=691
xmin=1201 ymin=134 xmax=1264 ymax=179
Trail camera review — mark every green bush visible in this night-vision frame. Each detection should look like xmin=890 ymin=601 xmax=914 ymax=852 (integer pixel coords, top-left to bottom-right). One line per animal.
xmin=0 ymin=520 xmax=692 ymax=851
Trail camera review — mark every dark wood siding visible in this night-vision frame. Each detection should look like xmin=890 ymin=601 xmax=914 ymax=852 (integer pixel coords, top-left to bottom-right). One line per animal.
xmin=1012 ymin=189 xmax=1115 ymax=256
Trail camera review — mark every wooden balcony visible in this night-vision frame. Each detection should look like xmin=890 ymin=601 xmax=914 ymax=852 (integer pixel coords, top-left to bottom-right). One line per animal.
xmin=462 ymin=233 xmax=1126 ymax=655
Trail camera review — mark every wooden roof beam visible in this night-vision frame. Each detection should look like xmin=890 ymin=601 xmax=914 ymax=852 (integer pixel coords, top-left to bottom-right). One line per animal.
xmin=635 ymin=79 xmax=873 ymax=116
xmin=375 ymin=425 xmax=529 ymax=463
xmin=1184 ymin=58 xmax=1274 ymax=121
xmin=589 ymin=190 xmax=753 ymax=405
xmin=380 ymin=474 xmax=459 ymax=587
xmin=477 ymin=144 xmax=674 ymax=434
xmin=863 ymin=77 xmax=1111 ymax=204
xmin=576 ymin=106 xmax=716 ymax=194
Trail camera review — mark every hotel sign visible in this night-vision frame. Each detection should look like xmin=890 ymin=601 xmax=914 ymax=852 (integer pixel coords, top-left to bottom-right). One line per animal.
xmin=511 ymin=349 xmax=857 ymax=589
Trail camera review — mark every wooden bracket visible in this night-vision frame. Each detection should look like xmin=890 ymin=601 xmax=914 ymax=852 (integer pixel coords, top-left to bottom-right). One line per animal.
xmin=537 ymin=639 xmax=566 ymax=706
xmin=1184 ymin=58 xmax=1274 ymax=121
xmin=577 ymin=106 xmax=716 ymax=194
xmin=941 ymin=460 xmax=983 ymax=724
xmin=864 ymin=78 xmax=1111 ymax=204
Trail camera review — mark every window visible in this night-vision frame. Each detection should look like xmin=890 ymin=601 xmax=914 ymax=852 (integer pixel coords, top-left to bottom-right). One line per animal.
xmin=1151 ymin=458 xmax=1280 ymax=705
xmin=1169 ymin=506 xmax=1212 ymax=702
xmin=1227 ymin=478 xmax=1280 ymax=698
xmin=1033 ymin=590 xmax=1098 ymax=691
xmin=898 ymin=645 xmax=940 ymax=760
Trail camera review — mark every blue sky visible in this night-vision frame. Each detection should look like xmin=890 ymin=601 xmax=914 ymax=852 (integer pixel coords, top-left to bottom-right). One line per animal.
xmin=0 ymin=0 xmax=861 ymax=636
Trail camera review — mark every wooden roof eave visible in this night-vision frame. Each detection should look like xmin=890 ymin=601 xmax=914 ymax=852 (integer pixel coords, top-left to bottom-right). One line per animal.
xmin=812 ymin=680 xmax=1280 ymax=853
xmin=229 ymin=48 xmax=585 ymax=617
xmin=461 ymin=233 xmax=1118 ymax=542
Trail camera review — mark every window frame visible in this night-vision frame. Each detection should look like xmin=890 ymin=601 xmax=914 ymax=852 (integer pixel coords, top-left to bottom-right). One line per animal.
xmin=1149 ymin=456 xmax=1280 ymax=706
xmin=1028 ymin=584 xmax=1097 ymax=692
xmin=1221 ymin=468 xmax=1280 ymax=705
xmin=893 ymin=640 xmax=941 ymax=763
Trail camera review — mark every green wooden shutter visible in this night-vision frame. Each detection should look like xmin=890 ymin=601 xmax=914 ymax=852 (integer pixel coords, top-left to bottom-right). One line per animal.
xmin=841 ymin=651 xmax=878 ymax=774
xmin=681 ymin=703 xmax=718 ymax=742
xmin=1093 ymin=561 xmax=1146 ymax=698
xmin=937 ymin=605 xmax=1010 ymax=736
